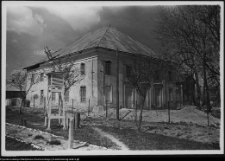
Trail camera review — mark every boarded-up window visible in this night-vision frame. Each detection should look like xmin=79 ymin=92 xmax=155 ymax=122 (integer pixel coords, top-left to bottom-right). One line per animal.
xmin=126 ymin=65 xmax=132 ymax=78
xmin=52 ymin=92 xmax=56 ymax=101
xmin=105 ymin=61 xmax=111 ymax=75
xmin=80 ymin=63 xmax=85 ymax=75
xmin=64 ymin=90 xmax=69 ymax=102
xmin=106 ymin=85 xmax=112 ymax=103
xmin=80 ymin=86 xmax=86 ymax=102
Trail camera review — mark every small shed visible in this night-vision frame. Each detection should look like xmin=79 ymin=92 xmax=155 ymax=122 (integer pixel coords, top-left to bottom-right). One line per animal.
xmin=6 ymin=84 xmax=25 ymax=106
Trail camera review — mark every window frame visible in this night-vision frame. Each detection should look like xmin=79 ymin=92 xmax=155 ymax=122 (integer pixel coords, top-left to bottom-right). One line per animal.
xmin=105 ymin=61 xmax=112 ymax=75
xmin=80 ymin=63 xmax=85 ymax=76
xmin=125 ymin=65 xmax=132 ymax=78
xmin=80 ymin=86 xmax=86 ymax=103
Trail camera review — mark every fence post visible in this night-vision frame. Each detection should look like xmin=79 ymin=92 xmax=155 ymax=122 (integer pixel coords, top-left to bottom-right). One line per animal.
xmin=72 ymin=99 xmax=74 ymax=112
xmin=88 ymin=99 xmax=90 ymax=116
xmin=75 ymin=113 xmax=80 ymax=129
xmin=106 ymin=101 xmax=108 ymax=118
xmin=68 ymin=118 xmax=74 ymax=149
xmin=168 ymin=101 xmax=170 ymax=123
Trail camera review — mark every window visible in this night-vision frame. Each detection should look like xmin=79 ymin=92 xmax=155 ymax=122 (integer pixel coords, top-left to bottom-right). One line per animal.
xmin=126 ymin=65 xmax=132 ymax=78
xmin=80 ymin=86 xmax=86 ymax=102
xmin=80 ymin=63 xmax=85 ymax=75
xmin=105 ymin=61 xmax=111 ymax=75
xmin=52 ymin=92 xmax=56 ymax=101
xmin=40 ymin=73 xmax=44 ymax=82
xmin=40 ymin=90 xmax=44 ymax=104
xmin=168 ymin=71 xmax=172 ymax=81
xmin=31 ymin=73 xmax=35 ymax=83
xmin=106 ymin=85 xmax=112 ymax=103
xmin=64 ymin=90 xmax=69 ymax=102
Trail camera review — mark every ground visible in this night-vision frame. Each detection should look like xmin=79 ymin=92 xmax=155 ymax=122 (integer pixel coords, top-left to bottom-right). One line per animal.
xmin=5 ymin=105 xmax=221 ymax=151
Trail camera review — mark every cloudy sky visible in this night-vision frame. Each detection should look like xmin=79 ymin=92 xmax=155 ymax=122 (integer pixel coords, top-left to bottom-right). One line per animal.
xmin=7 ymin=1 xmax=206 ymax=79
xmin=3 ymin=2 xmax=167 ymax=78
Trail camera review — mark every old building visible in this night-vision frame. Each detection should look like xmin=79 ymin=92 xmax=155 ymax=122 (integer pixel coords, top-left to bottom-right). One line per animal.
xmin=24 ymin=26 xmax=178 ymax=111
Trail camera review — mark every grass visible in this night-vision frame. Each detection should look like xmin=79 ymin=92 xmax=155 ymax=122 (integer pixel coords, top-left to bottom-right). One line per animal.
xmin=5 ymin=136 xmax=41 ymax=151
xmin=98 ymin=126 xmax=220 ymax=150
xmin=6 ymin=107 xmax=118 ymax=149
xmin=6 ymin=106 xmax=220 ymax=150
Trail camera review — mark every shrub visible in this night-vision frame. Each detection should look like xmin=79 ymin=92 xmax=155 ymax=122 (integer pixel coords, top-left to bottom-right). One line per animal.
xmin=34 ymin=135 xmax=45 ymax=140
xmin=47 ymin=140 xmax=61 ymax=145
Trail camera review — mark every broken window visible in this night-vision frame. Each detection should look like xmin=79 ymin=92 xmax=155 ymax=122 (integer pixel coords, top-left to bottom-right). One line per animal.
xmin=64 ymin=90 xmax=69 ymax=102
xmin=126 ymin=65 xmax=132 ymax=78
xmin=106 ymin=85 xmax=112 ymax=103
xmin=105 ymin=61 xmax=111 ymax=75
xmin=80 ymin=63 xmax=85 ymax=75
xmin=80 ymin=86 xmax=86 ymax=102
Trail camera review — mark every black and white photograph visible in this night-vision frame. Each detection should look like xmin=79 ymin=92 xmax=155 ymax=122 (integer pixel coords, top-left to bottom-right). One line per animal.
xmin=1 ymin=1 xmax=224 ymax=156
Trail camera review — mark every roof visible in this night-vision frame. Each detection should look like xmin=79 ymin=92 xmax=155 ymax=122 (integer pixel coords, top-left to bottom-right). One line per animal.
xmin=55 ymin=25 xmax=157 ymax=58
xmin=24 ymin=26 xmax=157 ymax=69
xmin=6 ymin=84 xmax=24 ymax=91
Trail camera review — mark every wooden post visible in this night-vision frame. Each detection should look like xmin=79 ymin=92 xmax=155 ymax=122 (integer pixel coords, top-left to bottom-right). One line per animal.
xmin=106 ymin=100 xmax=108 ymax=118
xmin=75 ymin=113 xmax=80 ymax=129
xmin=168 ymin=101 xmax=170 ymax=123
xmin=116 ymin=48 xmax=120 ymax=120
xmin=68 ymin=118 xmax=74 ymax=149
xmin=44 ymin=97 xmax=46 ymax=109
xmin=88 ymin=99 xmax=90 ymax=116
xmin=72 ymin=99 xmax=74 ymax=111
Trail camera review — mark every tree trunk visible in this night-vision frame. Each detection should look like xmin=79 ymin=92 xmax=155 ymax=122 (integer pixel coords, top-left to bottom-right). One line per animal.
xmin=203 ymin=54 xmax=211 ymax=126
xmin=194 ymin=70 xmax=201 ymax=109
xmin=138 ymin=96 xmax=146 ymax=132
xmin=19 ymin=98 xmax=25 ymax=114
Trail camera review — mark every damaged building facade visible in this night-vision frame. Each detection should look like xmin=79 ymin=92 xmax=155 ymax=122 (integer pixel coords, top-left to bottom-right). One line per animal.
xmin=24 ymin=26 xmax=179 ymax=111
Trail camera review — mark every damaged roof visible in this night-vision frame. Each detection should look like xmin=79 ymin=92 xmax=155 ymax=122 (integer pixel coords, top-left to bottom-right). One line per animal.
xmin=24 ymin=26 xmax=157 ymax=69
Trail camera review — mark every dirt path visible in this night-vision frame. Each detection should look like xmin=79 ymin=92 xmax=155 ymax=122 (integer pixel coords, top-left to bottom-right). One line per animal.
xmin=93 ymin=127 xmax=129 ymax=150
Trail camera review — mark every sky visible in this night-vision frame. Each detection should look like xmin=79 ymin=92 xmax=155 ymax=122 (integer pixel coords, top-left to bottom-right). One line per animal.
xmin=4 ymin=2 xmax=167 ymax=78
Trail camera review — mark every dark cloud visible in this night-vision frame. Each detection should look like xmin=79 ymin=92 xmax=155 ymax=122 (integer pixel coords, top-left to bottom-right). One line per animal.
xmin=95 ymin=6 xmax=162 ymax=53
xmin=6 ymin=5 xmax=163 ymax=78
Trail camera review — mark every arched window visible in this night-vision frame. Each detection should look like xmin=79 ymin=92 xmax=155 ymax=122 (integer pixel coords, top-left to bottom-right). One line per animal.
xmin=105 ymin=61 xmax=111 ymax=75
xmin=80 ymin=63 xmax=85 ymax=75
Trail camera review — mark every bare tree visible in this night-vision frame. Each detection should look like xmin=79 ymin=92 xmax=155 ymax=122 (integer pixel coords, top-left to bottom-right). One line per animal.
xmin=127 ymin=55 xmax=169 ymax=131
xmin=155 ymin=6 xmax=220 ymax=126
xmin=6 ymin=70 xmax=39 ymax=114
